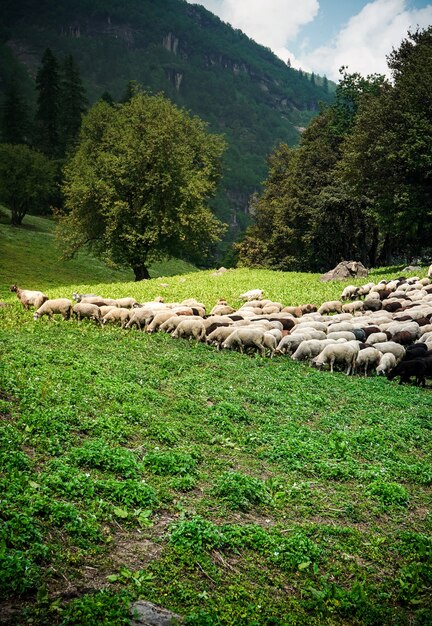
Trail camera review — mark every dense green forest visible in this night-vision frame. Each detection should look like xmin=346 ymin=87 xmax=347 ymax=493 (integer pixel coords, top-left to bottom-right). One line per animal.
xmin=0 ymin=0 xmax=334 ymax=257
xmin=237 ymin=27 xmax=432 ymax=271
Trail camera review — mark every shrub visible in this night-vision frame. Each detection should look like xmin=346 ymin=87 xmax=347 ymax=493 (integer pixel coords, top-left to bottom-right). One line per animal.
xmin=212 ymin=471 xmax=270 ymax=511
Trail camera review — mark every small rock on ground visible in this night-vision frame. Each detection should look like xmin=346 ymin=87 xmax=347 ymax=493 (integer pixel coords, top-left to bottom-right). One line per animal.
xmin=131 ymin=601 xmax=183 ymax=626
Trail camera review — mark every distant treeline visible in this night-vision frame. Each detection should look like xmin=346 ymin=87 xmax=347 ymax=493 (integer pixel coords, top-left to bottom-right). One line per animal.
xmin=237 ymin=28 xmax=432 ymax=270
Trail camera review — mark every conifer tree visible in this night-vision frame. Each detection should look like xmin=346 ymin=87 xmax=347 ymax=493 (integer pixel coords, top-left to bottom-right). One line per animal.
xmin=59 ymin=54 xmax=87 ymax=153
xmin=35 ymin=48 xmax=61 ymax=156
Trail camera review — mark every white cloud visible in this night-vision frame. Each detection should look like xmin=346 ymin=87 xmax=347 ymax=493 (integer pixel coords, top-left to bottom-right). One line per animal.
xmin=297 ymin=0 xmax=432 ymax=80
xmin=194 ymin=0 xmax=319 ymax=50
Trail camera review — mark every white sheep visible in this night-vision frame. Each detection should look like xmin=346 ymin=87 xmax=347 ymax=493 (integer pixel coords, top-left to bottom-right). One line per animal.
xmin=318 ymin=301 xmax=343 ymax=315
xmin=125 ymin=307 xmax=166 ymax=331
xmin=326 ymin=321 xmax=354 ymax=333
xmin=102 ymin=307 xmax=130 ymax=328
xmin=263 ymin=332 xmax=277 ymax=357
xmin=355 ymin=347 xmax=382 ymax=376
xmin=341 ymin=285 xmax=359 ymax=301
xmin=313 ymin=341 xmax=360 ymax=375
xmin=146 ymin=311 xmax=177 ymax=333
xmin=206 ymin=326 xmax=236 ymax=349
xmin=275 ymin=333 xmax=313 ymax=354
xmin=327 ymin=331 xmax=356 ymax=341
xmin=210 ymin=304 xmax=236 ymax=316
xmin=10 ymin=284 xmax=48 ymax=310
xmin=371 ymin=342 xmax=405 ymax=363
xmin=291 ymin=327 xmax=327 ymax=340
xmin=72 ymin=303 xmax=102 ymax=325
xmin=171 ymin=318 xmax=206 ymax=341
xmin=366 ymin=332 xmax=388 ymax=345
xmin=221 ymin=327 xmax=266 ymax=356
xmin=33 ymin=298 xmax=72 ymax=321
xmin=80 ymin=296 xmax=118 ymax=306
xmin=115 ymin=297 xmax=138 ymax=309
xmin=376 ymin=352 xmax=397 ymax=376
xmin=342 ymin=301 xmax=364 ymax=314
xmin=239 ymin=289 xmax=264 ymax=301
xmin=292 ymin=339 xmax=337 ymax=362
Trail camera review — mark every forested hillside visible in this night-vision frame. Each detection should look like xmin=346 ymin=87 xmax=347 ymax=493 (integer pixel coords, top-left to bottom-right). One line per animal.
xmin=0 ymin=0 xmax=333 ymax=253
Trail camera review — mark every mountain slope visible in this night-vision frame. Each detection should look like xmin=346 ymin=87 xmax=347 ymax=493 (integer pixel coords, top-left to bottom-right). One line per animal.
xmin=1 ymin=0 xmax=334 ymax=254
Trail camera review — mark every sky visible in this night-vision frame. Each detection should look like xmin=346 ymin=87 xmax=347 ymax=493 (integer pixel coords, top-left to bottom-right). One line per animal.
xmin=188 ymin=0 xmax=432 ymax=80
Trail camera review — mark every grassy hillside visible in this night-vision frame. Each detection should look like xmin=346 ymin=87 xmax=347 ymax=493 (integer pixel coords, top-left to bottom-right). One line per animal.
xmin=1 ymin=223 xmax=431 ymax=624
xmin=0 ymin=209 xmax=197 ymax=297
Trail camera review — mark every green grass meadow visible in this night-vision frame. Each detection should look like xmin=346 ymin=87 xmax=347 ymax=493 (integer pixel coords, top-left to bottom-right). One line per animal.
xmin=1 ymin=213 xmax=431 ymax=625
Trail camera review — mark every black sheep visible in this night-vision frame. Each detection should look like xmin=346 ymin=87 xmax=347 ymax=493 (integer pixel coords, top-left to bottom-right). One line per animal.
xmin=387 ymin=359 xmax=427 ymax=386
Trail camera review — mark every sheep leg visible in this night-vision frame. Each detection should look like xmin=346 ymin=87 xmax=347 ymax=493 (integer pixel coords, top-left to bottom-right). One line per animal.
xmin=330 ymin=358 xmax=334 ymax=373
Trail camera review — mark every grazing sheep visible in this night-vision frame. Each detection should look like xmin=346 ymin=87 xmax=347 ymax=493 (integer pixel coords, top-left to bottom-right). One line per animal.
xmin=239 ymin=289 xmax=264 ymax=301
xmin=171 ymin=318 xmax=206 ymax=341
xmin=263 ymin=332 xmax=277 ymax=357
xmin=10 ymin=284 xmax=48 ymax=310
xmin=102 ymin=307 xmax=130 ymax=328
xmin=33 ymin=298 xmax=72 ymax=321
xmin=291 ymin=327 xmax=327 ymax=340
xmin=275 ymin=333 xmax=312 ymax=355
xmin=391 ymin=330 xmax=416 ymax=346
xmin=318 ymin=301 xmax=343 ymax=316
xmin=358 ymin=282 xmax=375 ymax=297
xmin=300 ymin=304 xmax=318 ymax=314
xmin=292 ymin=339 xmax=337 ymax=362
xmin=371 ymin=342 xmax=406 ymax=363
xmin=206 ymin=326 xmax=235 ymax=349
xmin=327 ymin=331 xmax=356 ymax=341
xmin=72 ymin=292 xmax=99 ymax=302
xmin=363 ymin=297 xmax=382 ymax=312
xmin=210 ymin=304 xmax=236 ymax=316
xmin=99 ymin=305 xmax=117 ymax=317
xmin=115 ymin=297 xmax=138 ymax=309
xmin=72 ymin=303 xmax=102 ymax=325
xmin=376 ymin=352 xmax=397 ymax=376
xmin=387 ymin=359 xmax=429 ymax=386
xmin=313 ymin=342 xmax=360 ymax=375
xmin=326 ymin=321 xmax=354 ymax=333
xmin=342 ymin=301 xmax=364 ymax=314
xmin=222 ymin=327 xmax=266 ymax=356
xmin=341 ymin=285 xmax=359 ymax=301
xmin=146 ymin=311 xmax=177 ymax=333
xmin=281 ymin=306 xmax=303 ymax=317
xmin=125 ymin=307 xmax=164 ymax=331
xmin=355 ymin=347 xmax=382 ymax=376
xmin=80 ymin=296 xmax=118 ymax=307
xmin=402 ymin=345 xmax=431 ymax=361
xmin=159 ymin=315 xmax=184 ymax=334
xmin=366 ymin=332 xmax=388 ymax=345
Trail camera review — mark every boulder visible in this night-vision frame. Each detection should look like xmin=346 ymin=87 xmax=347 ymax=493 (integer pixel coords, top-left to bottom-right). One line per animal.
xmin=320 ymin=261 xmax=368 ymax=282
xmin=402 ymin=265 xmax=422 ymax=273
xmin=131 ymin=601 xmax=183 ymax=626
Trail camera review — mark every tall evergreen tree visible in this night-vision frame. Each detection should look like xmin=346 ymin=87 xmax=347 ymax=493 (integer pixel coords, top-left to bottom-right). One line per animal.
xmin=35 ymin=48 xmax=61 ymax=156
xmin=59 ymin=54 xmax=87 ymax=153
xmin=1 ymin=77 xmax=31 ymax=145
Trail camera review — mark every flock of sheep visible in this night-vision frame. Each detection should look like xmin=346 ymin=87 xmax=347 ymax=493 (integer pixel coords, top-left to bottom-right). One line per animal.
xmin=9 ymin=272 xmax=432 ymax=387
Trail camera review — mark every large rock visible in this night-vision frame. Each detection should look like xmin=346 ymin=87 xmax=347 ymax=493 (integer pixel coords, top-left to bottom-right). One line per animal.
xmin=131 ymin=601 xmax=183 ymax=625
xmin=320 ymin=260 xmax=368 ymax=282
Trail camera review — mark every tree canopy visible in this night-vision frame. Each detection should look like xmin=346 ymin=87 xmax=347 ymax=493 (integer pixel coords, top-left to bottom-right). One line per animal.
xmin=237 ymin=27 xmax=432 ymax=271
xmin=57 ymin=91 xmax=227 ymax=279
xmin=0 ymin=143 xmax=56 ymax=225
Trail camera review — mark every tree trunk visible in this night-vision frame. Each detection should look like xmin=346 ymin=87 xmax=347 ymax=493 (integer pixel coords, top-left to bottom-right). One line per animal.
xmin=368 ymin=227 xmax=379 ymax=267
xmin=11 ymin=208 xmax=25 ymax=226
xmin=133 ymin=265 xmax=150 ymax=281
xmin=379 ymin=233 xmax=392 ymax=266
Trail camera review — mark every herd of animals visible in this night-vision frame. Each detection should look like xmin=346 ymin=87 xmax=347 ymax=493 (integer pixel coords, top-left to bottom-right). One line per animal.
xmin=9 ymin=270 xmax=432 ymax=387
